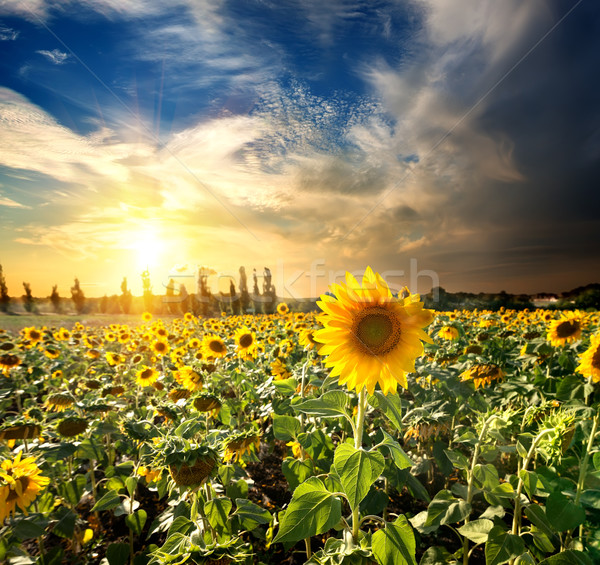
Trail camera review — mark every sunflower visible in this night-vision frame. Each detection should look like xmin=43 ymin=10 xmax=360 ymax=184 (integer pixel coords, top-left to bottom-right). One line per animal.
xmin=44 ymin=347 xmax=60 ymax=360
xmin=46 ymin=392 xmax=75 ymax=412
xmin=176 ymin=367 xmax=203 ymax=392
xmin=0 ymin=354 xmax=20 ymax=375
xmin=223 ymin=432 xmax=261 ymax=463
xmin=314 ymin=267 xmax=434 ymax=395
xmin=202 ymin=335 xmax=227 ymax=359
xmin=151 ymin=339 xmax=170 ymax=356
xmin=299 ymin=328 xmax=319 ymax=350
xmin=53 ymin=328 xmax=71 ymax=341
xmin=270 ymin=358 xmax=291 ymax=380
xmin=277 ymin=303 xmax=289 ymax=315
xmin=437 ymin=326 xmax=459 ymax=341
xmin=0 ymin=452 xmax=50 ymax=521
xmin=22 ymin=327 xmax=43 ymax=347
xmin=136 ymin=365 xmax=159 ymax=387
xmin=106 ymin=352 xmax=124 ymax=366
xmin=142 ymin=312 xmax=153 ymax=322
xmin=460 ymin=364 xmax=504 ymax=389
xmin=184 ymin=312 xmax=195 ymax=322
xmin=547 ymin=312 xmax=583 ymax=346
xmin=234 ymin=326 xmax=257 ymax=357
xmin=576 ymin=333 xmax=600 ymax=383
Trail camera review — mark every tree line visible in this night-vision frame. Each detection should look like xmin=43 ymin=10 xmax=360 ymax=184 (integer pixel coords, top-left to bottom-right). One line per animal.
xmin=0 ymin=264 xmax=288 ymax=316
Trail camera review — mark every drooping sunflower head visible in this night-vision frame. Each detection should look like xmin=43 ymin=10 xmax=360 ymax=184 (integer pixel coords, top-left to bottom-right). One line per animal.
xmin=0 ymin=452 xmax=50 ymax=521
xmin=46 ymin=392 xmax=76 ymax=412
xmin=460 ymin=364 xmax=504 ymax=389
xmin=223 ymin=431 xmax=261 ymax=464
xmin=577 ymin=333 xmax=600 ymax=383
xmin=547 ymin=312 xmax=584 ymax=346
xmin=202 ymin=335 xmax=227 ymax=359
xmin=314 ymin=267 xmax=434 ymax=395
xmin=0 ymin=353 xmax=20 ymax=375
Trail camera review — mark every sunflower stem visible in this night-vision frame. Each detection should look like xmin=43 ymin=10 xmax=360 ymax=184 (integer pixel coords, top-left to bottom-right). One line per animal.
xmin=511 ymin=429 xmax=554 ymax=537
xmin=565 ymin=410 xmax=599 ymax=548
xmin=351 ymin=387 xmax=368 ymax=543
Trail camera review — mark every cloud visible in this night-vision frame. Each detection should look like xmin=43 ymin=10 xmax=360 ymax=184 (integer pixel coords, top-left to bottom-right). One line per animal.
xmin=36 ymin=49 xmax=70 ymax=64
xmin=0 ymin=24 xmax=19 ymax=40
xmin=0 ymin=195 xmax=30 ymax=208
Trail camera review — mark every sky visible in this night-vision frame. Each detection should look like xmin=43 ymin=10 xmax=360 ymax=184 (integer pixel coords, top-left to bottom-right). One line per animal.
xmin=0 ymin=0 xmax=599 ymax=299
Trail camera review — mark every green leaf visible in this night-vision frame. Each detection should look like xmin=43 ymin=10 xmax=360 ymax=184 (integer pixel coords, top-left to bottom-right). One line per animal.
xmin=52 ymin=506 xmax=77 ymax=539
xmin=424 ymin=490 xmax=471 ymax=529
xmin=106 ymin=542 xmax=130 ymax=565
xmin=91 ymin=490 xmax=122 ymax=512
xmin=593 ymin=451 xmax=600 ymax=471
xmin=537 ymin=550 xmax=592 ymax=565
xmin=458 ymin=519 xmax=494 ymax=544
xmin=235 ymin=498 xmax=272 ymax=530
xmin=125 ymin=476 xmax=138 ymax=499
xmin=474 ymin=465 xmax=500 ymax=490
xmin=368 ymin=391 xmax=403 ymax=430
xmin=76 ymin=437 xmax=105 ymax=461
xmin=57 ymin=474 xmax=86 ymax=506
xmin=293 ymin=390 xmax=349 ymax=418
xmin=546 ymin=492 xmax=585 ymax=531
xmin=518 ymin=470 xmax=541 ymax=499
xmin=273 ymin=414 xmax=302 ymax=441
xmin=125 ymin=509 xmax=147 ymax=535
xmin=167 ymin=515 xmax=194 ymax=538
xmin=524 ymin=504 xmax=555 ymax=539
xmin=205 ymin=497 xmax=232 ymax=531
xmin=273 ymin=477 xmax=341 ymax=543
xmin=444 ymin=449 xmax=470 ymax=471
xmin=272 ymin=377 xmax=297 ymax=395
xmin=282 ymin=457 xmax=315 ymax=491
xmin=485 ymin=526 xmax=525 ymax=565
xmin=418 ymin=546 xmax=454 ymax=565
xmin=13 ymin=515 xmax=48 ymax=540
xmin=226 ymin=478 xmax=248 ymax=500
xmin=379 ymin=429 xmax=413 ymax=470
xmin=333 ymin=443 xmax=385 ymax=508
xmin=580 ymin=489 xmax=600 ymax=509
xmin=372 ymin=515 xmax=417 ymax=565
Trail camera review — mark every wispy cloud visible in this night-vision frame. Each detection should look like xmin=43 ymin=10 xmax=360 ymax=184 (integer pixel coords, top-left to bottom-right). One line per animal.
xmin=36 ymin=49 xmax=70 ymax=64
xmin=0 ymin=24 xmax=19 ymax=40
xmin=0 ymin=195 xmax=30 ymax=208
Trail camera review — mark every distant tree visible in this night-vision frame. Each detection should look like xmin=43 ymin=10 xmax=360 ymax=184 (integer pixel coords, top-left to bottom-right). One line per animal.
xmin=165 ymin=278 xmax=177 ymax=315
xmin=179 ymin=283 xmax=190 ymax=315
xmin=50 ymin=285 xmax=62 ymax=313
xmin=99 ymin=294 xmax=109 ymax=314
xmin=141 ymin=270 xmax=153 ymax=313
xmin=71 ymin=278 xmax=86 ymax=314
xmin=22 ymin=282 xmax=36 ymax=313
xmin=119 ymin=277 xmax=133 ymax=314
xmin=239 ymin=266 xmax=250 ymax=314
xmin=262 ymin=266 xmax=276 ymax=314
xmin=0 ymin=264 xmax=10 ymax=313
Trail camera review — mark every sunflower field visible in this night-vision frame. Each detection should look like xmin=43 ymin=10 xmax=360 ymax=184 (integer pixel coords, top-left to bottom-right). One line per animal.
xmin=1 ymin=268 xmax=599 ymax=565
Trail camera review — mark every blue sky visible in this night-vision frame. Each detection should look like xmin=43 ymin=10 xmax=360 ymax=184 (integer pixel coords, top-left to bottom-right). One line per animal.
xmin=0 ymin=0 xmax=599 ymax=298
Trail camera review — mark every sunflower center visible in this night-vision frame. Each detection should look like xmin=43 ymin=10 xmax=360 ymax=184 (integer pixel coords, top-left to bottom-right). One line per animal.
xmin=239 ymin=334 xmax=253 ymax=348
xmin=6 ymin=477 xmax=30 ymax=502
xmin=353 ymin=307 xmax=401 ymax=356
xmin=592 ymin=348 xmax=600 ymax=370
xmin=556 ymin=320 xmax=580 ymax=338
xmin=210 ymin=340 xmax=225 ymax=353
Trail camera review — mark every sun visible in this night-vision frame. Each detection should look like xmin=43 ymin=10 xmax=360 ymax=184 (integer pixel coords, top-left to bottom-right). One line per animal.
xmin=130 ymin=230 xmax=165 ymax=271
